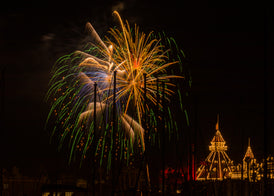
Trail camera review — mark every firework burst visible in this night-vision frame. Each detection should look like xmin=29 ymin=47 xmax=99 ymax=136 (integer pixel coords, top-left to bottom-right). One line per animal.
xmin=46 ymin=11 xmax=187 ymax=167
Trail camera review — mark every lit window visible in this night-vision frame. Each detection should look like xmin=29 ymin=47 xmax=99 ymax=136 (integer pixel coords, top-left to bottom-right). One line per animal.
xmin=65 ymin=192 xmax=74 ymax=196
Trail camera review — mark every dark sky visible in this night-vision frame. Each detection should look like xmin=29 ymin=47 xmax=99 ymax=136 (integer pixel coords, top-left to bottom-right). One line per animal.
xmin=0 ymin=1 xmax=273 ymax=175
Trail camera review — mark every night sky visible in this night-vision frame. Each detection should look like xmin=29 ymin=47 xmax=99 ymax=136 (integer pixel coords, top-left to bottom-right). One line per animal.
xmin=0 ymin=1 xmax=273 ymax=176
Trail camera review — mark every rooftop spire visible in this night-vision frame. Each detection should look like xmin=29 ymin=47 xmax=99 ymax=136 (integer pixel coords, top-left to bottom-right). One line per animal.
xmin=216 ymin=114 xmax=219 ymax=131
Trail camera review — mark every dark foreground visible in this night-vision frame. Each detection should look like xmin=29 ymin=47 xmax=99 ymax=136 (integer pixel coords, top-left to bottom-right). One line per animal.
xmin=2 ymin=177 xmax=274 ymax=196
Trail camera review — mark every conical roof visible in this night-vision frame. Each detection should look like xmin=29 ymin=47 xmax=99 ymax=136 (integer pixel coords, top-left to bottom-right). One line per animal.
xmin=211 ymin=130 xmax=225 ymax=143
xmin=244 ymin=146 xmax=254 ymax=159
xmin=243 ymin=138 xmax=254 ymax=160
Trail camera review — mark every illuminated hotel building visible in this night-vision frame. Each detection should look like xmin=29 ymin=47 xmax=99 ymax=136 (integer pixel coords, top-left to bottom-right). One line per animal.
xmin=196 ymin=116 xmax=272 ymax=181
